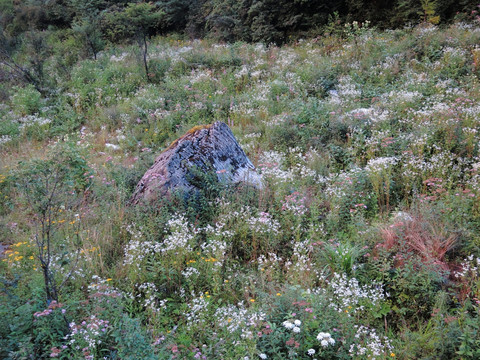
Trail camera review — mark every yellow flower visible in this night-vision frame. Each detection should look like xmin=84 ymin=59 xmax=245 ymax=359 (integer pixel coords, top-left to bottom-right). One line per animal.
xmin=276 ymin=293 xmax=281 ymax=296
xmin=106 ymin=278 xmax=112 ymax=282
xmin=250 ymin=299 xmax=255 ymax=303
xmin=390 ymin=353 xmax=395 ymax=357
xmin=227 ymin=318 xmax=232 ymax=323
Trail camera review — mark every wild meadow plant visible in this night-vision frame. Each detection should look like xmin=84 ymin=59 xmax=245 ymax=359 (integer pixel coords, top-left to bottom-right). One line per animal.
xmin=2 ymin=20 xmax=480 ymax=359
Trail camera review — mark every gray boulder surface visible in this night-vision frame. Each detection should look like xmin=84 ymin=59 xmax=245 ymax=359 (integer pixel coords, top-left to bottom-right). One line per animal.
xmin=130 ymin=121 xmax=262 ymax=204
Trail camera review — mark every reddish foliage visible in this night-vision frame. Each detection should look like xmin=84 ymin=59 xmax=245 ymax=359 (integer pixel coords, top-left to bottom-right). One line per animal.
xmin=378 ymin=214 xmax=457 ymax=271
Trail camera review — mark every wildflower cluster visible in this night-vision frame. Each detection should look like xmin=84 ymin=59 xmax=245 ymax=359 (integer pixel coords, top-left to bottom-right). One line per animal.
xmin=64 ymin=316 xmax=110 ymax=359
xmin=349 ymin=325 xmax=395 ymax=359
xmin=322 ymin=273 xmax=388 ymax=314
xmin=283 ymin=319 xmax=302 ymax=333
xmin=282 ymin=192 xmax=308 ymax=216
xmin=33 ymin=300 xmax=65 ymax=318
xmin=316 ymin=331 xmax=335 ymax=347
xmin=2 ymin=19 xmax=480 ymax=360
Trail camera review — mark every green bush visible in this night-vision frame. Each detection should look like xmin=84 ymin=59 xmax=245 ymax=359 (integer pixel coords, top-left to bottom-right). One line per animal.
xmin=10 ymin=84 xmax=42 ymax=115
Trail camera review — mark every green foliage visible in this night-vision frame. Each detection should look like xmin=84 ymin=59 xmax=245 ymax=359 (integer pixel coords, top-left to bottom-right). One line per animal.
xmin=204 ymin=0 xmax=249 ymax=42
xmin=320 ymin=241 xmax=363 ymax=276
xmin=0 ymin=0 xmax=478 ymax=51
xmin=0 ymin=284 xmax=70 ymax=359
xmin=71 ymin=13 xmax=105 ymax=60
xmin=457 ymin=302 xmax=480 ymax=359
xmin=10 ymin=84 xmax=42 ymax=115
xmin=147 ymin=58 xmax=171 ymax=83
xmin=421 ymin=0 xmax=441 ymax=24
xmin=368 ymin=250 xmax=448 ymax=327
xmin=16 ymin=142 xmax=91 ymax=198
xmin=158 ymin=0 xmax=194 ymax=32
xmin=102 ymin=3 xmax=164 ymax=43
xmin=2 ymin=19 xmax=480 ymax=360
xmin=19 ymin=30 xmax=53 ymax=91
xmin=14 ymin=143 xmax=91 ymax=302
xmin=182 ymin=165 xmax=226 ymax=224
xmin=111 ymin=315 xmax=157 ymax=359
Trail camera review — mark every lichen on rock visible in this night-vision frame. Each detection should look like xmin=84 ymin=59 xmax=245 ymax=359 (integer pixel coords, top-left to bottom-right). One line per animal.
xmin=130 ymin=121 xmax=262 ymax=204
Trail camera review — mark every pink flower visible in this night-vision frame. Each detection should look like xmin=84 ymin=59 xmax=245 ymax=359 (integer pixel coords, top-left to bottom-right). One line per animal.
xmin=34 ymin=309 xmax=53 ymax=317
xmin=50 ymin=347 xmax=61 ymax=357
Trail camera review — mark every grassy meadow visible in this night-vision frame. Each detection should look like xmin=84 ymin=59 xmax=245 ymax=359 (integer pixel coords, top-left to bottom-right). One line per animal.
xmin=1 ymin=21 xmax=480 ymax=359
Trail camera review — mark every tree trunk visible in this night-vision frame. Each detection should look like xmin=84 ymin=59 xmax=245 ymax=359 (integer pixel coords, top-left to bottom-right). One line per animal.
xmin=143 ymin=34 xmax=149 ymax=80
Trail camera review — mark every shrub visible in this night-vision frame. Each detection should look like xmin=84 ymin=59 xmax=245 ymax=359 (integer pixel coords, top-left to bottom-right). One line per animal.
xmin=10 ymin=84 xmax=42 ymax=115
xmin=14 ymin=142 xmax=92 ymax=303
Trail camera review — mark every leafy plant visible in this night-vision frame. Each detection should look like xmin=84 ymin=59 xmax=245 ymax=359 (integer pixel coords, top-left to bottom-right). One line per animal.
xmin=10 ymin=84 xmax=42 ymax=115
xmin=14 ymin=142 xmax=91 ymax=303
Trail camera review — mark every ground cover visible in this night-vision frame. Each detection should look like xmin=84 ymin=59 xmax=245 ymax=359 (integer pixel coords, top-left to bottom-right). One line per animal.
xmin=1 ymin=21 xmax=480 ymax=359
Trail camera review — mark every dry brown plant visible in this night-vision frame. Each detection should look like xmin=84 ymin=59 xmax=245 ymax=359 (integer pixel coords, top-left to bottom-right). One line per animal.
xmin=379 ymin=214 xmax=457 ymax=271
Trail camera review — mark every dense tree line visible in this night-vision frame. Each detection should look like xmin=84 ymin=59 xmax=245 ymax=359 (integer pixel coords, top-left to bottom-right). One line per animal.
xmin=0 ymin=0 xmax=477 ymax=93
xmin=1 ymin=0 xmax=478 ymax=45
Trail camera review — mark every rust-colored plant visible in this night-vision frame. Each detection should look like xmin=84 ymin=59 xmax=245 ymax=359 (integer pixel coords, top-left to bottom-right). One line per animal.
xmin=379 ymin=214 xmax=457 ymax=271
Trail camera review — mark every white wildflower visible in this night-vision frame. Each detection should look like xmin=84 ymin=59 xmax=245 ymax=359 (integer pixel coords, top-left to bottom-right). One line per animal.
xmin=283 ymin=321 xmax=294 ymax=330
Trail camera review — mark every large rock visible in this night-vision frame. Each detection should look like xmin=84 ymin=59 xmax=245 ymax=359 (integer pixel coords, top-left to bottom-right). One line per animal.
xmin=130 ymin=121 xmax=262 ymax=204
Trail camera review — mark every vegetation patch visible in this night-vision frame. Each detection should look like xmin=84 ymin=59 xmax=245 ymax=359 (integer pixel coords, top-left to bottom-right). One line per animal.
xmin=1 ymin=6 xmax=480 ymax=359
